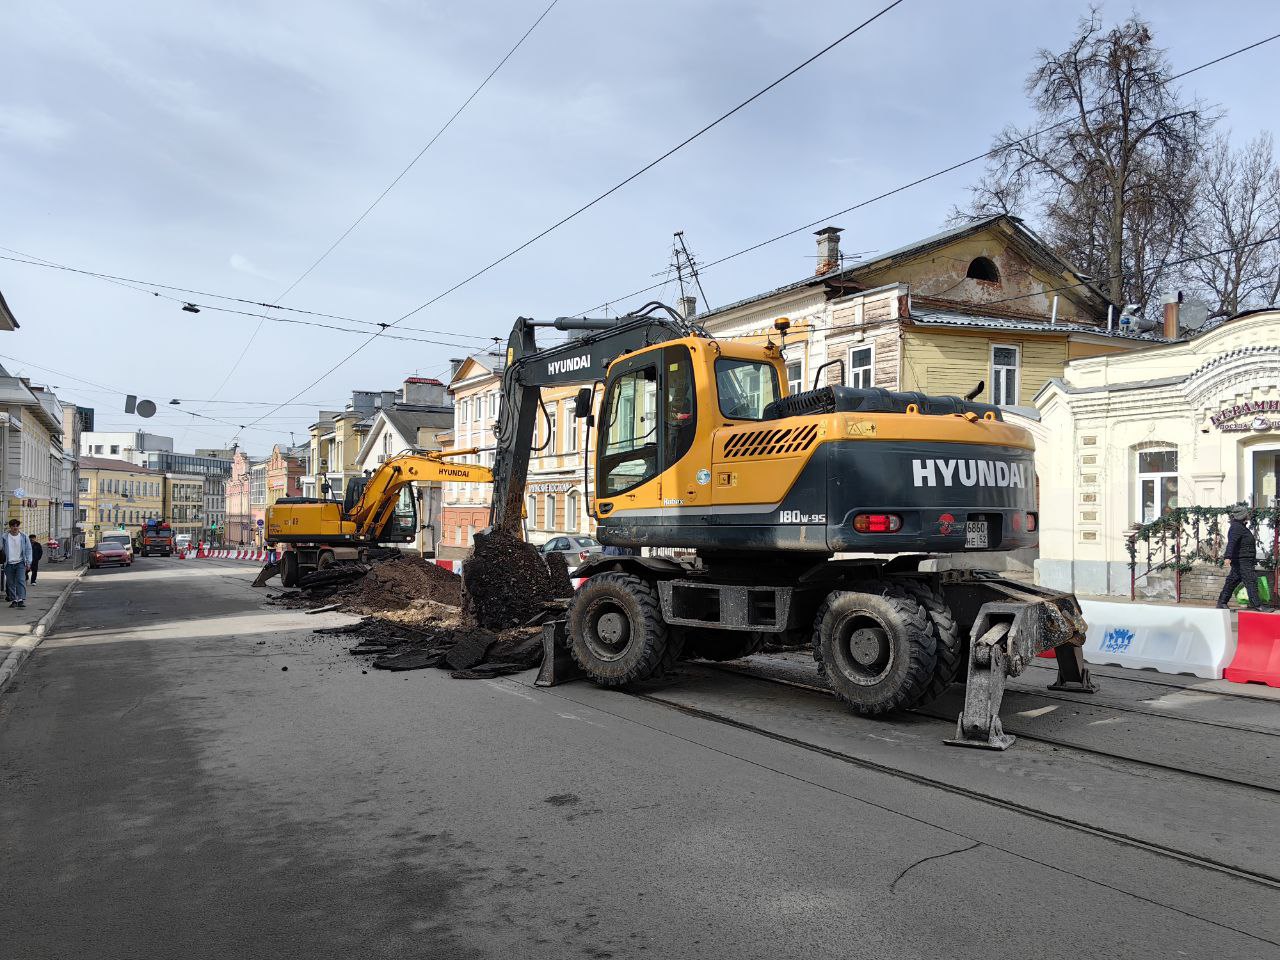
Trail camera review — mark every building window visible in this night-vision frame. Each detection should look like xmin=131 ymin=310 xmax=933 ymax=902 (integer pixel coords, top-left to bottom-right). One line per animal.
xmin=966 ymin=256 xmax=1000 ymax=283
xmin=566 ymin=401 xmax=579 ymax=452
xmin=991 ymin=344 xmax=1020 ymax=406
xmin=786 ymin=358 xmax=803 ymax=395
xmin=472 ymin=399 xmax=481 ymax=423
xmin=1136 ymin=448 xmax=1178 ymax=524
xmin=545 ymin=493 xmax=557 ymax=531
xmin=489 ymin=392 xmax=498 ymax=419
xmin=546 ymin=407 xmax=558 ymax=455
xmin=848 ymin=345 xmax=874 ymax=388
xmin=110 ymin=445 xmax=119 ymax=455
xmin=566 ymin=490 xmax=580 ymax=533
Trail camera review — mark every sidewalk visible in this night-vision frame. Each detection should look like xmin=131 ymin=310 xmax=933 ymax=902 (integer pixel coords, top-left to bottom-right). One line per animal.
xmin=0 ymin=564 xmax=85 ymax=693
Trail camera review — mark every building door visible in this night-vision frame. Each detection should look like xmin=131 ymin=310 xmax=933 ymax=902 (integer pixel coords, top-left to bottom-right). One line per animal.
xmin=1248 ymin=445 xmax=1280 ymax=509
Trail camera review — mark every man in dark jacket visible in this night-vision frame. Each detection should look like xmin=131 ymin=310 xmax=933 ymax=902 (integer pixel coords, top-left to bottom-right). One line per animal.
xmin=27 ymin=537 xmax=43 ymax=583
xmin=1217 ymin=506 xmax=1270 ymax=611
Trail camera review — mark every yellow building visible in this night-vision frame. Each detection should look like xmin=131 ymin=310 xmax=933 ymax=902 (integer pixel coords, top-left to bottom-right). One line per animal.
xmin=79 ymin=456 xmax=164 ymax=547
xmin=703 ymin=214 xmax=1156 ymax=412
xmin=164 ymin=472 xmax=204 ymax=543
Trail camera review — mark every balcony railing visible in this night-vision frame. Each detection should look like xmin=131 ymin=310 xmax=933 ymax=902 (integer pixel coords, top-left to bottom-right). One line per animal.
xmin=1126 ymin=504 xmax=1279 ymax=601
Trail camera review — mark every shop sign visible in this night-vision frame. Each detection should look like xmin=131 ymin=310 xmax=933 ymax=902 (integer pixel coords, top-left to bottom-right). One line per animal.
xmin=1210 ymin=400 xmax=1280 ymax=433
xmin=527 ymin=481 xmax=575 ymax=493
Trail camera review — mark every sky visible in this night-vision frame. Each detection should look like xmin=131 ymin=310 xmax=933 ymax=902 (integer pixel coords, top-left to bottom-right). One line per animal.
xmin=1 ymin=0 xmax=1276 ymax=455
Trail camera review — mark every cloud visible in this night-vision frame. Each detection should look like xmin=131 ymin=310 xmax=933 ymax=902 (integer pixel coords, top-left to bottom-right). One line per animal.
xmin=0 ymin=104 xmax=72 ymax=148
xmin=229 ymin=253 xmax=273 ymax=280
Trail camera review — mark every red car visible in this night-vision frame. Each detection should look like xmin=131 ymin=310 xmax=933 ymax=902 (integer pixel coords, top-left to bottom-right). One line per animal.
xmin=90 ymin=542 xmax=133 ymax=569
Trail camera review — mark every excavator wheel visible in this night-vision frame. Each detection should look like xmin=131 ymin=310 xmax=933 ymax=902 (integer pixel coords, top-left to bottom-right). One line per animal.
xmin=685 ymin=629 xmax=767 ymax=662
xmin=567 ymin=573 xmax=680 ymax=686
xmin=280 ymin=551 xmax=300 ymax=588
xmin=813 ymin=582 xmax=938 ymax=715
xmin=894 ymin=577 xmax=963 ymax=707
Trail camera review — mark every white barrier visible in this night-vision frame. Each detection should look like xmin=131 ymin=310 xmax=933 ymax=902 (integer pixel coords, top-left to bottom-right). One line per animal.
xmin=1079 ymin=599 xmax=1236 ymax=679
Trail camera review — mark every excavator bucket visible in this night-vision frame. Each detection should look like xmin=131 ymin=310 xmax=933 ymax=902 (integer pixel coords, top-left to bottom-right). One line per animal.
xmin=252 ymin=561 xmax=280 ymax=588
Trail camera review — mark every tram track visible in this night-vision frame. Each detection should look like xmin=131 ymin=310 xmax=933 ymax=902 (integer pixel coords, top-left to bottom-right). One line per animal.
xmin=702 ymin=659 xmax=1280 ymax=799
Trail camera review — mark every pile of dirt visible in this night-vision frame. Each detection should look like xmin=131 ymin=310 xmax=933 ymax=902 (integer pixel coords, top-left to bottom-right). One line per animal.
xmin=461 ymin=528 xmax=571 ymax=630
xmin=336 ymin=554 xmax=463 ymax=613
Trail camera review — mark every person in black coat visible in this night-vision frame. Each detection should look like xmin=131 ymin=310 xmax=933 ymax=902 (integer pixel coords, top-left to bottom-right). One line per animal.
xmin=1216 ymin=506 xmax=1271 ymax=610
xmin=27 ymin=537 xmax=43 ymax=584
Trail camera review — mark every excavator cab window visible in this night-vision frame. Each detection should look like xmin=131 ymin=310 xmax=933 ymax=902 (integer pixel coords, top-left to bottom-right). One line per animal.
xmin=378 ymin=486 xmax=418 ymax=542
xmin=599 ymin=361 xmax=658 ymax=496
xmin=715 ymin=358 xmax=779 ymax=421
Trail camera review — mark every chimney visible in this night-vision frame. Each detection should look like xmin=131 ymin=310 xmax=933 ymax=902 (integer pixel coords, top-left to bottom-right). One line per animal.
xmin=678 ymin=295 xmax=697 ymax=320
xmin=449 ymin=358 xmax=464 ymax=379
xmin=403 ymin=377 xmax=446 ymax=406
xmin=1161 ymin=291 xmax=1183 ymax=339
xmin=814 ymin=226 xmax=843 ymax=275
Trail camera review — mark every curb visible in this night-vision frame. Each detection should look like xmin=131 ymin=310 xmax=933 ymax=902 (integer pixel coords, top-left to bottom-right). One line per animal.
xmin=0 ymin=566 xmax=87 ymax=696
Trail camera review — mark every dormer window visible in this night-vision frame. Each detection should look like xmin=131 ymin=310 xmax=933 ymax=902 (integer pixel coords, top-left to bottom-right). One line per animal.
xmin=966 ymin=256 xmax=1000 ymax=283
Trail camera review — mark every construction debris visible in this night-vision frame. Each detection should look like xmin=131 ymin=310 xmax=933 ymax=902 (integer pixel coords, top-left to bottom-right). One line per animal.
xmin=266 ymin=549 xmax=556 ymax=679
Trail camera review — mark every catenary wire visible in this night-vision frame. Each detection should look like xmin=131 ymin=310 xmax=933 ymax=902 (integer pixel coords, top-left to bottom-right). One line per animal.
xmin=203 ymin=0 xmax=563 ymax=408
xmin=239 ymin=0 xmax=910 ymax=433
xmin=568 ymin=31 xmax=1280 ymax=319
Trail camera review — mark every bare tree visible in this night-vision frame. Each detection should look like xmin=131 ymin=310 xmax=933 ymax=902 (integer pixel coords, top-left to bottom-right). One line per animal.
xmin=957 ymin=9 xmax=1213 ymax=311
xmin=1180 ymin=132 xmax=1280 ymax=318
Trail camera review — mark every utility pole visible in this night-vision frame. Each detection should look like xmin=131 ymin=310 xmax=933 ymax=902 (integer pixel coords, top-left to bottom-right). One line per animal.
xmin=672 ymin=231 xmax=710 ymax=319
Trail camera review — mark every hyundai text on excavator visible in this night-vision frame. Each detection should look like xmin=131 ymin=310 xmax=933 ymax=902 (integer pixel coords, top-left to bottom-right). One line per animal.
xmin=259 ymin=451 xmax=494 ymax=586
xmin=472 ymin=302 xmax=1092 ymax=749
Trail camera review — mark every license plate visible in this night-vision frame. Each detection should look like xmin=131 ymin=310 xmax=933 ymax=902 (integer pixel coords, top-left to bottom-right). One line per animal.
xmin=965 ymin=521 xmax=988 ymax=548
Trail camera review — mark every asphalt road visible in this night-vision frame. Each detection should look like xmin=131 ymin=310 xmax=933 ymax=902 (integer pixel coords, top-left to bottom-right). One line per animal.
xmin=2 ymin=559 xmax=1277 ymax=959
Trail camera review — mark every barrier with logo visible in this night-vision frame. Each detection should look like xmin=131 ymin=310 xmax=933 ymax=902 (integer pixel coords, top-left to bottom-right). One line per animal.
xmin=1079 ymin=599 xmax=1235 ymax=679
xmin=1224 ymin=611 xmax=1280 ymax=688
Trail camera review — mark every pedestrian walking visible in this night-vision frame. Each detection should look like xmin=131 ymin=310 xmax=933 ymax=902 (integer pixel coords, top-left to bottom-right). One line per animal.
xmin=1216 ymin=506 xmax=1273 ymax=612
xmin=2 ymin=518 xmax=32 ymax=608
xmin=28 ymin=536 xmax=43 ymax=583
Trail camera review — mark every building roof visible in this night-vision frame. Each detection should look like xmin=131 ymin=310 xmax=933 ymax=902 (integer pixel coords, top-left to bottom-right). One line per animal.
xmin=405 ymin=376 xmax=444 ymax=385
xmin=79 ymin=456 xmax=161 ymax=474
xmin=0 ymin=288 xmax=19 ymax=331
xmin=383 ymin=406 xmax=452 ymax=441
xmin=699 ymin=214 xmax=1110 ymax=324
xmin=908 ymin=306 xmax=1170 ymax=342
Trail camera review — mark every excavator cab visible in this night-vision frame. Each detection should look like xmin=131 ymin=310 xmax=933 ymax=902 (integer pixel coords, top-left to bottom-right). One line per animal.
xmin=375 ymin=487 xmax=418 ymax=543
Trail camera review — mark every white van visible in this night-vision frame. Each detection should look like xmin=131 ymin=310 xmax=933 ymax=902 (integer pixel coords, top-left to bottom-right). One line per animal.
xmin=175 ymin=534 xmax=193 ymax=551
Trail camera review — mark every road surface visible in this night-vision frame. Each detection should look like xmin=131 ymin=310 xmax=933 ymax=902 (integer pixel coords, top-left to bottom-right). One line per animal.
xmin=2 ymin=558 xmax=1277 ymax=959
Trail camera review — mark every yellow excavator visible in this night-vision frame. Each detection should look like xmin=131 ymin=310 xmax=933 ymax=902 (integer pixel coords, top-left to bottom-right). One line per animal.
xmin=468 ymin=302 xmax=1092 ymax=749
xmin=259 ymin=451 xmax=493 ymax=586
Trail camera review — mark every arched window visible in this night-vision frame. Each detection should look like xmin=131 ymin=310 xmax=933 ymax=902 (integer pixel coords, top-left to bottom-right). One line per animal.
xmin=566 ymin=490 xmax=581 ymax=533
xmin=966 ymin=256 xmax=1000 ymax=283
xmin=545 ymin=493 xmax=558 ymax=532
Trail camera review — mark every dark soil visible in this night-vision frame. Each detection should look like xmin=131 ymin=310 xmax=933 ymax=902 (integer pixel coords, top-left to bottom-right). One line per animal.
xmin=461 ymin=528 xmax=561 ymax=630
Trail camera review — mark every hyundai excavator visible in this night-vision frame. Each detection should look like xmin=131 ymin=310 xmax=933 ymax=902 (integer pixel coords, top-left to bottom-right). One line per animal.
xmin=258 ymin=451 xmax=493 ymax=587
xmin=468 ymin=302 xmax=1092 ymax=750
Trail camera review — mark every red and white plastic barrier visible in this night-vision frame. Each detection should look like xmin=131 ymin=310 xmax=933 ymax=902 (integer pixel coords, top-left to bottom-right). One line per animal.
xmin=1224 ymin=611 xmax=1280 ymax=688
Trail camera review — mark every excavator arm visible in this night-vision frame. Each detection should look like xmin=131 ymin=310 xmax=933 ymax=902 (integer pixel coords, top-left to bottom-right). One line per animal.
xmin=489 ymin=302 xmax=701 ymax=534
xmin=348 ymin=451 xmax=494 ymax=539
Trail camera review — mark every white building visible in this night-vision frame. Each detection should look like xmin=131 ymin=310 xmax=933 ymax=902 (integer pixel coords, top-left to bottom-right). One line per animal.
xmin=0 ymin=368 xmax=66 ymax=541
xmin=81 ymin=431 xmax=173 ymax=465
xmin=1035 ymin=307 xmax=1280 ymax=596
xmin=353 ymin=380 xmax=453 ymax=555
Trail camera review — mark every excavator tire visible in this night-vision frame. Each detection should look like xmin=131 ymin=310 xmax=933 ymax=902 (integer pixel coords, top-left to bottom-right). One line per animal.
xmin=567 ymin=572 xmax=677 ymax=686
xmin=685 ymin=629 xmax=767 ymax=661
xmin=280 ymin=552 xmax=300 ymax=588
xmin=813 ymin=582 xmax=937 ymax=715
xmin=894 ymin=577 xmax=963 ymax=706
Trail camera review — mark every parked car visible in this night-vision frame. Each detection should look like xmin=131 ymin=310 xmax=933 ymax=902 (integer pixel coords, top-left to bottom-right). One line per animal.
xmin=99 ymin=530 xmax=133 ymax=558
xmin=539 ymin=535 xmax=602 ymax=569
xmin=90 ymin=541 xmax=133 ymax=569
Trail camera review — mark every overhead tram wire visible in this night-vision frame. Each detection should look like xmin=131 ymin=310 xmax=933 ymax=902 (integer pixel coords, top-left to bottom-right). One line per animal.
xmin=240 ymin=0 xmax=911 ymax=434
xmin=205 ymin=0 xmax=563 ymax=407
xmin=567 ymin=30 xmax=1280 ymax=320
